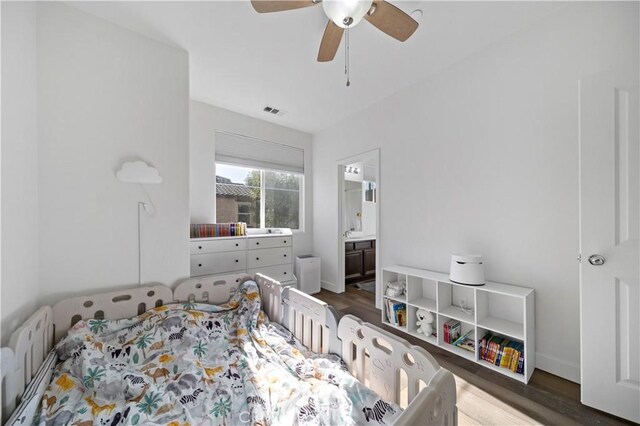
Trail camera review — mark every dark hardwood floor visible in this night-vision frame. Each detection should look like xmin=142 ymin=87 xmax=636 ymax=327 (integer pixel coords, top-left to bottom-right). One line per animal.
xmin=315 ymin=285 xmax=634 ymax=426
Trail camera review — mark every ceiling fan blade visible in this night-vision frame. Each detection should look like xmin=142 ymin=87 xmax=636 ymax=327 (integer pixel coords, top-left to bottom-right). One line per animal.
xmin=317 ymin=20 xmax=344 ymax=62
xmin=364 ymin=1 xmax=418 ymax=42
xmin=250 ymin=0 xmax=318 ymax=14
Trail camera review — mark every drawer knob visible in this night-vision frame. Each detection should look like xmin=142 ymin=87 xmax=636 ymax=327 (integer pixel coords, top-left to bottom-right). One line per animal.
xmin=256 ymin=257 xmax=260 ymax=260
xmin=284 ymin=272 xmax=287 ymax=275
xmin=235 ymin=243 xmax=238 ymax=247
xmin=284 ymin=240 xmax=287 ymax=243
xmin=198 ymin=246 xmax=202 ymax=249
xmin=284 ymin=254 xmax=287 ymax=257
xmin=235 ymin=259 xmax=239 ymax=263
xmin=256 ymin=242 xmax=260 ymax=245
xmin=198 ymin=263 xmax=202 ymax=267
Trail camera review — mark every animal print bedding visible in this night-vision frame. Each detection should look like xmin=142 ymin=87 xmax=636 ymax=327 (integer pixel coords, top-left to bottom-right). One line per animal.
xmin=37 ymin=280 xmax=402 ymax=425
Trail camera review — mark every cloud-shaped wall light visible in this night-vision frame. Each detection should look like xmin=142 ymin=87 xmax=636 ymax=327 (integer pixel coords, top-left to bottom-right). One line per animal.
xmin=116 ymin=161 xmax=162 ymax=184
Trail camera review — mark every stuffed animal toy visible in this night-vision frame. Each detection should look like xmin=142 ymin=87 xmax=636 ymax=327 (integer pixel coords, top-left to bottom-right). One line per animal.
xmin=416 ymin=309 xmax=434 ymax=336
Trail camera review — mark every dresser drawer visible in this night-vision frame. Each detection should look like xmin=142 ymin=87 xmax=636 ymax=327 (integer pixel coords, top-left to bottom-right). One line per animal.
xmin=248 ymin=264 xmax=293 ymax=283
xmin=190 ymin=252 xmax=246 ymax=276
xmin=247 ymin=236 xmax=292 ymax=250
xmin=247 ymin=247 xmax=292 ymax=269
xmin=190 ymin=238 xmax=246 ymax=254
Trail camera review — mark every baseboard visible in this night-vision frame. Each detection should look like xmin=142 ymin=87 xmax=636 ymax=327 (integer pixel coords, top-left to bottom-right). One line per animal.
xmin=321 ymin=280 xmax=339 ymax=293
xmin=536 ymin=352 xmax=580 ymax=383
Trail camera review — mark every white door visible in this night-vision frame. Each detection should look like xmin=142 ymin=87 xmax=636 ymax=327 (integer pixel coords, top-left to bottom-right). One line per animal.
xmin=579 ymin=71 xmax=639 ymax=423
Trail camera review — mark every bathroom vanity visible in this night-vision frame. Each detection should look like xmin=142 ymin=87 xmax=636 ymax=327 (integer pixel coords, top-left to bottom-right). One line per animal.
xmin=345 ymin=238 xmax=376 ymax=283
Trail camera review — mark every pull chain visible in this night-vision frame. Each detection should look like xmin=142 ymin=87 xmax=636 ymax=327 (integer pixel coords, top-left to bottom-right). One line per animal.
xmin=344 ymin=22 xmax=351 ymax=87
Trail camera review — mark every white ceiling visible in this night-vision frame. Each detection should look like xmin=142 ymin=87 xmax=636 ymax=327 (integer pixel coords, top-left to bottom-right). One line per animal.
xmin=68 ymin=1 xmax=567 ymax=133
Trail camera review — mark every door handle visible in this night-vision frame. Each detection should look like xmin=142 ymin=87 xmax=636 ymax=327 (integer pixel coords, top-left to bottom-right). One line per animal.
xmin=588 ymin=254 xmax=606 ymax=266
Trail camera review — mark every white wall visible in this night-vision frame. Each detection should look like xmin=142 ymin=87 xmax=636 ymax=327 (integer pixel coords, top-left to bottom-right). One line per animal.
xmin=37 ymin=2 xmax=190 ymax=306
xmin=1 ymin=1 xmax=39 ymax=345
xmin=190 ymin=100 xmax=313 ymax=256
xmin=312 ymin=2 xmax=639 ymax=382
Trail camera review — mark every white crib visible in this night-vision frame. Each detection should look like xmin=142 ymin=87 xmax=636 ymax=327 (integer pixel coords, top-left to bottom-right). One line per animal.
xmin=0 ymin=273 xmax=457 ymax=425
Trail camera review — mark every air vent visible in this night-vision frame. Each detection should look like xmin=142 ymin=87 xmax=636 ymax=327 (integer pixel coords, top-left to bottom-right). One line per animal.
xmin=263 ymin=106 xmax=288 ymax=117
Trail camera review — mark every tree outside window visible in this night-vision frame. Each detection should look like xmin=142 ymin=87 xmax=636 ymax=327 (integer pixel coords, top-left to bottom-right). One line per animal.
xmin=215 ymin=164 xmax=302 ymax=230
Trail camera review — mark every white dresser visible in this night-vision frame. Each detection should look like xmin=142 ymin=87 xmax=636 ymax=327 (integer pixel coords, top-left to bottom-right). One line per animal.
xmin=190 ymin=229 xmax=295 ymax=285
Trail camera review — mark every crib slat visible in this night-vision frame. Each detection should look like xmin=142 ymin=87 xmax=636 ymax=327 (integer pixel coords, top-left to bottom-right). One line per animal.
xmin=303 ymin=316 xmax=312 ymax=348
xmin=287 ymin=305 xmax=293 ymax=335
xmin=355 ymin=346 xmax=365 ymax=382
xmin=321 ymin=324 xmax=329 ymax=354
xmin=291 ymin=306 xmax=297 ymax=337
xmin=407 ymin=377 xmax=417 ymax=403
xmin=295 ymin=311 xmax=304 ymax=342
xmin=310 ymin=324 xmax=318 ymax=353
xmin=341 ymin=341 xmax=353 ymax=373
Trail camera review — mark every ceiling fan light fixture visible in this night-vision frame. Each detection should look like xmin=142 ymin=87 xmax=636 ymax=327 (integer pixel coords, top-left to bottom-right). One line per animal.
xmin=322 ymin=0 xmax=373 ymax=28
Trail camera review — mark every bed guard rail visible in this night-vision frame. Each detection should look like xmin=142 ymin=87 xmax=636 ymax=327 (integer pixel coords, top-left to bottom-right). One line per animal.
xmin=254 ymin=274 xmax=341 ymax=356
xmin=1 ymin=307 xmax=55 ymax=425
xmin=339 ymin=315 xmax=457 ymax=425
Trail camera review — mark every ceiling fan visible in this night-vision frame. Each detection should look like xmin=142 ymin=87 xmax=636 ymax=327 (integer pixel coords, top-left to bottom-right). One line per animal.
xmin=250 ymin=0 xmax=419 ymax=63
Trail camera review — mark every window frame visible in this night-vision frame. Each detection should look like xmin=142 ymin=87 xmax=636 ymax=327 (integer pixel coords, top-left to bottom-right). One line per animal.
xmin=215 ymin=162 xmax=305 ymax=232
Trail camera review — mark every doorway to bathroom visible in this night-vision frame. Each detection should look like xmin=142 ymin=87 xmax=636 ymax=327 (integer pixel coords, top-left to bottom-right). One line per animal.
xmin=336 ymin=149 xmax=381 ymax=310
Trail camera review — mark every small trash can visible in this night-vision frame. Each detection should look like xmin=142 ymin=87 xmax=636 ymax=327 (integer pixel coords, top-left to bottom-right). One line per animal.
xmin=295 ymin=255 xmax=321 ymax=295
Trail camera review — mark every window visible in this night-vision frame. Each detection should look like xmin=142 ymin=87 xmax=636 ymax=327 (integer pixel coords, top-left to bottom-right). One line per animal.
xmin=237 ymin=202 xmax=252 ymax=224
xmin=216 ymin=163 xmax=303 ymax=230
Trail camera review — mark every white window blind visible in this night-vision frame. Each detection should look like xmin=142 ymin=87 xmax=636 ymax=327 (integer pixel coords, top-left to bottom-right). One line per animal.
xmin=215 ymin=131 xmax=304 ymax=174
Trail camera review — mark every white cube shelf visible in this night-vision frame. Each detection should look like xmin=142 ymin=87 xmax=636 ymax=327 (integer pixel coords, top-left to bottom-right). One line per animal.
xmin=406 ymin=276 xmax=437 ymax=311
xmin=381 ymin=265 xmax=535 ymax=383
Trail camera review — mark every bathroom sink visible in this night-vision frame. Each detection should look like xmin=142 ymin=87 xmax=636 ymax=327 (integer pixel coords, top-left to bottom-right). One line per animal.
xmin=345 ymin=233 xmax=376 ymax=242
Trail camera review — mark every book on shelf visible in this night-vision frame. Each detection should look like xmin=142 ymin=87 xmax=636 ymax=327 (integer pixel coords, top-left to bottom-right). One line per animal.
xmin=393 ymin=303 xmax=406 ymax=326
xmin=452 ymin=330 xmax=475 ymax=353
xmin=501 ymin=341 xmax=521 ymax=370
xmin=495 ymin=338 xmax=509 ymax=366
xmin=190 ymin=223 xmax=247 ymax=238
xmin=516 ymin=343 xmax=525 ymax=374
xmin=487 ymin=335 xmax=502 ymax=365
xmin=396 ymin=308 xmax=406 ymax=327
xmin=479 ymin=332 xmax=524 ymax=374
xmin=443 ymin=319 xmax=461 ymax=344
xmin=384 ymin=299 xmax=406 ymax=327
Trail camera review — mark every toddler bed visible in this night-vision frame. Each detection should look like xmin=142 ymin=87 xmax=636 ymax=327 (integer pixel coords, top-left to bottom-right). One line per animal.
xmin=1 ymin=273 xmax=456 ymax=425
